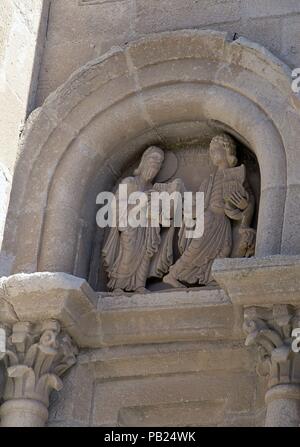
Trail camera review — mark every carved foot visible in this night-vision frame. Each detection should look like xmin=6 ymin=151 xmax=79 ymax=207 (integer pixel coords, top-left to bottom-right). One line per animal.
xmin=163 ymin=273 xmax=186 ymax=289
xmin=206 ymin=279 xmax=218 ymax=287
xmin=112 ymin=287 xmax=150 ymax=295
xmin=135 ymin=287 xmax=150 ymax=294
xmin=113 ymin=288 xmax=125 ymax=295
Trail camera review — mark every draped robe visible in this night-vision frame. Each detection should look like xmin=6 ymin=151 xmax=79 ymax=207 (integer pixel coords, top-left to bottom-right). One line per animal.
xmin=168 ymin=168 xmax=242 ymax=285
xmin=102 ymin=176 xmax=174 ymax=292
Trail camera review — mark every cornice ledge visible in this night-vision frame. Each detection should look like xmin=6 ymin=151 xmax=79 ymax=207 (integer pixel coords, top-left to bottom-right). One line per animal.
xmin=212 ymin=255 xmax=300 ymax=306
xmin=0 ymin=272 xmax=240 ymax=348
xmin=0 ymin=272 xmax=101 ymax=347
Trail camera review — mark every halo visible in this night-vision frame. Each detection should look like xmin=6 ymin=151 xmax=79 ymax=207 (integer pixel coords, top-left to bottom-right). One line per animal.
xmin=155 ymin=151 xmax=178 ymax=183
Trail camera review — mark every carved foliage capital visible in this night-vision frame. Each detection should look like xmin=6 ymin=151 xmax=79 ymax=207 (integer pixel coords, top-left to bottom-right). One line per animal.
xmin=1 ymin=320 xmax=78 ymax=407
xmin=243 ymin=305 xmax=300 ymax=388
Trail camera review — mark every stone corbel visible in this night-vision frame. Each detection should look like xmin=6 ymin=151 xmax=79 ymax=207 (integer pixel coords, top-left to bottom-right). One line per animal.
xmin=0 ymin=320 xmax=78 ymax=427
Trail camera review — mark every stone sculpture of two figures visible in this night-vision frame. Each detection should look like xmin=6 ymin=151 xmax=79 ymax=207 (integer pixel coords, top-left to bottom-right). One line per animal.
xmin=102 ymin=133 xmax=256 ymax=293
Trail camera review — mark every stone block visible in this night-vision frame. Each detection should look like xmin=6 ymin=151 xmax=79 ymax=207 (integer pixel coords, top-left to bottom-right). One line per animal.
xmin=118 ymin=399 xmax=226 ymax=427
xmin=282 ymin=15 xmax=300 ymax=68
xmin=82 ymin=342 xmax=254 ymax=380
xmin=36 ymin=40 xmax=97 ymax=106
xmin=0 ymin=81 xmax=24 ymax=170
xmin=92 ymin=371 xmax=256 ymax=426
xmin=135 ymin=0 xmax=241 ymax=34
xmin=98 ymin=287 xmax=241 ymax=345
xmin=0 ymin=272 xmax=99 ymax=346
xmin=48 ymin=363 xmax=94 ymax=426
xmin=36 ymin=0 xmax=134 ymax=103
xmin=241 ymin=0 xmax=300 ymax=19
xmin=12 ymin=0 xmax=45 ymax=34
xmin=236 ymin=17 xmax=282 ymax=57
xmin=0 ymin=0 xmax=48 ymax=193
xmin=0 ymin=0 xmax=13 ymax=66
xmin=281 ymin=184 xmax=300 ymax=254
xmin=213 ymin=255 xmax=300 ymax=306
xmin=3 ymin=5 xmax=38 ymax=104
xmin=47 ymin=0 xmax=133 ymax=46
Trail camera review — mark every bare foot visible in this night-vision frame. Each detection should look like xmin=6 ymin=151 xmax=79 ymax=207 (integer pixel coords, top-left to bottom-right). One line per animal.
xmin=206 ymin=279 xmax=218 ymax=288
xmin=163 ymin=273 xmax=186 ymax=289
xmin=135 ymin=287 xmax=150 ymax=294
xmin=113 ymin=288 xmax=125 ymax=295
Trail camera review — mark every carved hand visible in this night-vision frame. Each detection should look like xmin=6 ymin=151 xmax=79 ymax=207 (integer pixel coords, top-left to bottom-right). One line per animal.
xmin=228 ymin=191 xmax=249 ymax=210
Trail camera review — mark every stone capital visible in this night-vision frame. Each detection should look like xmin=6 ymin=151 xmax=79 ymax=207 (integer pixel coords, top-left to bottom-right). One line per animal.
xmin=243 ymin=304 xmax=300 ymax=390
xmin=0 ymin=319 xmax=78 ymax=427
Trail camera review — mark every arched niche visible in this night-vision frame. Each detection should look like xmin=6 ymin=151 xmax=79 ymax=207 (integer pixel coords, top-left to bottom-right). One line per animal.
xmin=87 ymin=125 xmax=261 ymax=291
xmin=1 ymin=30 xmax=300 ymax=283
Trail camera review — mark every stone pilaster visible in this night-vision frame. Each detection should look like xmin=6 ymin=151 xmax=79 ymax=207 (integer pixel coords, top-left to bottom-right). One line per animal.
xmin=243 ymin=305 xmax=300 ymax=426
xmin=0 ymin=319 xmax=78 ymax=427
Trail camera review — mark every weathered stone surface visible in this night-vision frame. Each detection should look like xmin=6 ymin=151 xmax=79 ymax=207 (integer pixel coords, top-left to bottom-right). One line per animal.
xmin=282 ymin=16 xmax=300 ymax=68
xmin=242 ymin=305 xmax=300 ymax=427
xmin=2 ymin=2 xmax=300 ymax=428
xmin=0 ymin=399 xmax=49 ymax=427
xmin=47 ymin=0 xmax=133 ymax=46
xmin=0 ymin=272 xmax=99 ymax=346
xmin=118 ymin=400 xmax=227 ymax=427
xmin=48 ymin=363 xmax=94 ymax=427
xmin=2 ymin=30 xmax=298 ymax=282
xmin=81 ymin=341 xmax=254 ymax=380
xmin=163 ymin=134 xmax=255 ymax=289
xmin=228 ymin=17 xmax=282 ymax=58
xmin=36 ymin=0 xmax=300 ymax=103
xmin=135 ymin=0 xmax=241 ymax=34
xmin=241 ymin=0 xmax=300 ymax=19
xmin=0 ymin=271 xmax=245 ymax=347
xmin=213 ymin=255 xmax=300 ymax=306
xmin=102 ymin=137 xmax=255 ymax=293
xmin=91 ymin=371 xmax=257 ymax=426
xmin=46 ymin=338 xmax=262 ymax=427
xmin=99 ymin=287 xmax=243 ymax=345
xmin=0 ymin=319 xmax=78 ymax=427
xmin=0 ymin=0 xmax=48 ymax=172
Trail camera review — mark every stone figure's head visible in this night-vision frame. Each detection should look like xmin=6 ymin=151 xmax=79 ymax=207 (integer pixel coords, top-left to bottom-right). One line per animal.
xmin=209 ymin=133 xmax=238 ymax=168
xmin=134 ymin=146 xmax=165 ymax=181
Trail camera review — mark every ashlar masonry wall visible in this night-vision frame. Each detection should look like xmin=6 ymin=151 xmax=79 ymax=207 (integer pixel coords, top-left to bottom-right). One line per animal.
xmin=0 ymin=0 xmax=49 ymax=245
xmin=37 ymin=0 xmax=300 ymax=105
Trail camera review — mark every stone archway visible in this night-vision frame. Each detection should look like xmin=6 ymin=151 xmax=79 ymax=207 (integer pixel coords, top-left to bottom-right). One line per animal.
xmin=1 ymin=29 xmax=299 ymax=281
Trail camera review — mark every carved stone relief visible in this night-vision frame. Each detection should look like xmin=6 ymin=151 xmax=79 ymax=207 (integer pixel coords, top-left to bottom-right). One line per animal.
xmin=101 ymin=133 xmax=258 ymax=293
xmin=102 ymin=146 xmax=182 ymax=294
xmin=0 ymin=320 xmax=78 ymax=427
xmin=244 ymin=305 xmax=300 ymax=388
xmin=243 ymin=305 xmax=300 ymax=426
